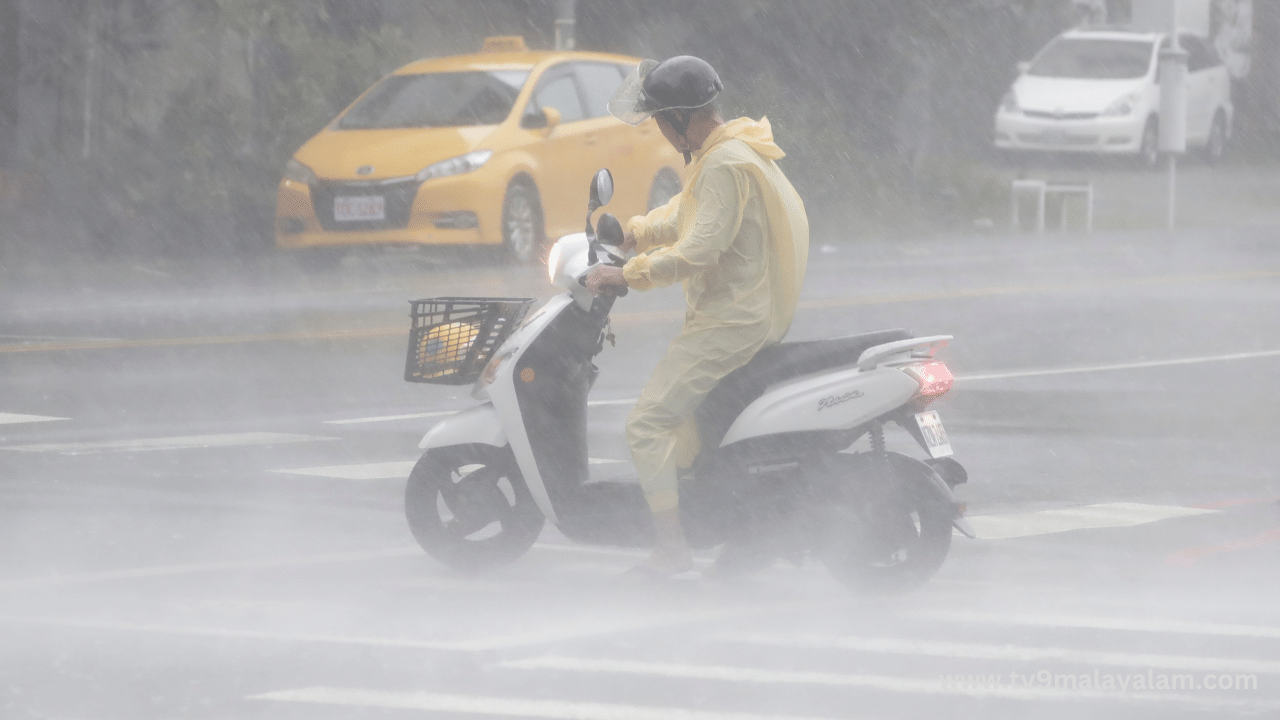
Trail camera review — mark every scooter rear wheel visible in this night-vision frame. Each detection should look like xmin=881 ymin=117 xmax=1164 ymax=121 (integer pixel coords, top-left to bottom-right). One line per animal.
xmin=405 ymin=444 xmax=544 ymax=571
xmin=821 ymin=454 xmax=953 ymax=594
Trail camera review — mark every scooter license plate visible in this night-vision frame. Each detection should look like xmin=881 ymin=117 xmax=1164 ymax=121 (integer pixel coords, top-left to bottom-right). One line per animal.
xmin=914 ymin=410 xmax=953 ymax=459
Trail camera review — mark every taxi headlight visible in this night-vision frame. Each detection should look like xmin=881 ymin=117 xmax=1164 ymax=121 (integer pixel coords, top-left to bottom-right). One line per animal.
xmin=416 ymin=150 xmax=493 ymax=183
xmin=284 ymin=159 xmax=318 ymax=185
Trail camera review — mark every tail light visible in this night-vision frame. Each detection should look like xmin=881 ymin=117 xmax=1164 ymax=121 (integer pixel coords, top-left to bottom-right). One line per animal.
xmin=904 ymin=361 xmax=953 ymax=405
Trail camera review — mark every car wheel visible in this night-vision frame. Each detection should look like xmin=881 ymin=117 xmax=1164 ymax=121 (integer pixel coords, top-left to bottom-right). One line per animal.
xmin=1138 ymin=116 xmax=1160 ymax=169
xmin=1204 ymin=111 xmax=1227 ymax=164
xmin=647 ymin=166 xmax=682 ymax=211
xmin=501 ymin=180 xmax=545 ymax=265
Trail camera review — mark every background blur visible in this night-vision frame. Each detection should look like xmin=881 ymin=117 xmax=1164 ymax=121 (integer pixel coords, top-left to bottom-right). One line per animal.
xmin=3 ymin=0 xmax=1280 ymax=259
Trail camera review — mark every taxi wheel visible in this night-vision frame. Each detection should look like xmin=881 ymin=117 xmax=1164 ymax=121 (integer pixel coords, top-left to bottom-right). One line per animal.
xmin=648 ymin=167 xmax=682 ymax=211
xmin=502 ymin=180 xmax=545 ymax=265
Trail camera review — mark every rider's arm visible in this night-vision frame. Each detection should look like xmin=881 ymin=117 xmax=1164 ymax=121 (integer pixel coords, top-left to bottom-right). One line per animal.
xmin=626 ymin=193 xmax=681 ymax=254
xmin=622 ymin=163 xmax=745 ymax=292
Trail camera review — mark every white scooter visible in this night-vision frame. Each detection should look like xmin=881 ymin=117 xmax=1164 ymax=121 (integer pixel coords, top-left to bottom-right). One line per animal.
xmin=402 ymin=169 xmax=973 ymax=592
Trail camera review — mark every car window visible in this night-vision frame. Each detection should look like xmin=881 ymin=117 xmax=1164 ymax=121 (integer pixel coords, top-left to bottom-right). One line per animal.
xmin=574 ymin=62 xmax=626 ymax=118
xmin=527 ymin=69 xmax=586 ymax=123
xmin=337 ymin=70 xmax=529 ymax=129
xmin=1028 ymin=38 xmax=1155 ymax=79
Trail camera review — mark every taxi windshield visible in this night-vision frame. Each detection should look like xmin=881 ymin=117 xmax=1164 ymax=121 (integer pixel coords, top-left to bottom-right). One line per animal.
xmin=1028 ymin=38 xmax=1154 ymax=79
xmin=337 ymin=70 xmax=530 ymax=129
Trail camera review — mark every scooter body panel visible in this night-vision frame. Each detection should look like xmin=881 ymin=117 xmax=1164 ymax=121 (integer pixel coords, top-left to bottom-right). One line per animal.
xmin=419 ymin=404 xmax=506 ymax=450
xmin=722 ymin=365 xmax=920 ymax=446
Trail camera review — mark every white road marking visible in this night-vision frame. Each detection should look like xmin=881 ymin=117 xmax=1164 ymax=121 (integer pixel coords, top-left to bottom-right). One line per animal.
xmin=275 ymin=460 xmax=417 ymax=480
xmin=249 ymin=687 xmax=837 ymax=720
xmin=328 ymin=348 xmax=1280 ymax=425
xmin=2 ymin=432 xmax=337 ymax=455
xmin=909 ymin=610 xmax=1280 ymax=640
xmin=718 ymin=632 xmax=1280 ymax=675
xmin=0 ymin=547 xmax=421 ymax=591
xmin=966 ymin=502 xmax=1215 ymax=540
xmin=956 ymin=348 xmax=1280 ymax=382
xmin=327 ymin=399 xmax=639 ymax=425
xmin=0 ymin=412 xmax=67 ymax=425
xmin=275 ymin=458 xmax=623 ymax=480
xmin=2 ymin=607 xmax=787 ymax=653
xmin=496 ymin=656 xmax=1280 ymax=711
xmin=325 ymin=411 xmax=459 ymax=424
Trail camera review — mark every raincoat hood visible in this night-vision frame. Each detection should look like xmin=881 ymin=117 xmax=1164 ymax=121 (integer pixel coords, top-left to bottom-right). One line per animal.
xmin=693 ymin=116 xmax=786 ymax=164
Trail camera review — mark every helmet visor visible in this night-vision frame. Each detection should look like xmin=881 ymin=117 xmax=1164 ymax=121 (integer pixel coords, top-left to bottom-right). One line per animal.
xmin=607 ymin=59 xmax=660 ymax=125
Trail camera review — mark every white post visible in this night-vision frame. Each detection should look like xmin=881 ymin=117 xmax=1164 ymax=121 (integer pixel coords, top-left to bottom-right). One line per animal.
xmin=554 ymin=0 xmax=576 ymax=51
xmin=1158 ymin=7 xmax=1188 ymax=230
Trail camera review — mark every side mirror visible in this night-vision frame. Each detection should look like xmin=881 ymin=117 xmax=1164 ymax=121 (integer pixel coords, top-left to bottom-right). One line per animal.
xmin=521 ymin=106 xmax=563 ymax=133
xmin=588 ymin=168 xmax=614 ymax=213
xmin=596 ymin=212 xmax=625 ymax=247
xmin=1016 ymin=61 xmax=1031 ymax=75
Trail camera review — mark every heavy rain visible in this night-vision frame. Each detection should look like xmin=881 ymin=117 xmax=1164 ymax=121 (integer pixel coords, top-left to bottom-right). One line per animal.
xmin=1 ymin=1 xmax=1278 ymax=718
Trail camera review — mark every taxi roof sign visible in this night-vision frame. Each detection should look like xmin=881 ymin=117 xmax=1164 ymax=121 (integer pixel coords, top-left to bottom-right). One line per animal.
xmin=482 ymin=36 xmax=528 ymax=53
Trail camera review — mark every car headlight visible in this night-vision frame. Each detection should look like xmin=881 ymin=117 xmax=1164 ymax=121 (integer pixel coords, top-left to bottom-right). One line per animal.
xmin=1102 ymin=92 xmax=1139 ymax=117
xmin=1000 ymin=90 xmax=1019 ymax=114
xmin=284 ymin=159 xmax=318 ymax=185
xmin=416 ymin=150 xmax=493 ymax=183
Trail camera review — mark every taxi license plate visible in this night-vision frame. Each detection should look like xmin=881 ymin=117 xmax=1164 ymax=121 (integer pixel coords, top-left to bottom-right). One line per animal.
xmin=334 ymin=195 xmax=385 ymax=222
xmin=914 ymin=410 xmax=953 ymax=459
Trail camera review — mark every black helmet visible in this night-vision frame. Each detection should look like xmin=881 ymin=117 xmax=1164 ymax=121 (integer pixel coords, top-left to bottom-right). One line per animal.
xmin=609 ymin=55 xmax=723 ymax=126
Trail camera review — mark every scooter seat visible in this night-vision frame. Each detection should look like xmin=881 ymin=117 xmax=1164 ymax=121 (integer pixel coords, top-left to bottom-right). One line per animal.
xmin=696 ymin=328 xmax=914 ymax=450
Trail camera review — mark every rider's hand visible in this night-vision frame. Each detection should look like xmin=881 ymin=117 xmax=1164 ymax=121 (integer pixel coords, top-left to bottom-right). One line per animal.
xmin=585 ymin=265 xmax=627 ymax=297
xmin=621 ymin=231 xmax=637 ymax=254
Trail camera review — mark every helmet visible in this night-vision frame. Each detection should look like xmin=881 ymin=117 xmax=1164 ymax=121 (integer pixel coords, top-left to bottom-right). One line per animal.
xmin=417 ymin=321 xmax=478 ymax=378
xmin=608 ymin=56 xmax=723 ymax=126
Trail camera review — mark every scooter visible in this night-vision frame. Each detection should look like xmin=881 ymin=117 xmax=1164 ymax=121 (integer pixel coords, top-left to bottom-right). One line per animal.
xmin=402 ymin=169 xmax=974 ymax=593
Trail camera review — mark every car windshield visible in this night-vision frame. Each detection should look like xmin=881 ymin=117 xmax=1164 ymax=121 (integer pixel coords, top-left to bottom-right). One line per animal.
xmin=1028 ymin=38 xmax=1154 ymax=79
xmin=337 ymin=70 xmax=530 ymax=129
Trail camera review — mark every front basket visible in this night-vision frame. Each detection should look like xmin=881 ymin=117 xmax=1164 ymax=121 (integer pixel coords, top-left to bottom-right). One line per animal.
xmin=404 ymin=297 xmax=534 ymax=385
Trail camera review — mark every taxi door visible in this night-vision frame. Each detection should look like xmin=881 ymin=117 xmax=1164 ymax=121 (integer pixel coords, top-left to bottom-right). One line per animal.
xmin=569 ymin=61 xmax=656 ymax=221
xmin=518 ymin=63 xmax=599 ymax=240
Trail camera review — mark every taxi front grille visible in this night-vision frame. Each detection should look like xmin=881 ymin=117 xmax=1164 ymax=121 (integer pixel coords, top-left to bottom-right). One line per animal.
xmin=310 ymin=178 xmax=419 ymax=232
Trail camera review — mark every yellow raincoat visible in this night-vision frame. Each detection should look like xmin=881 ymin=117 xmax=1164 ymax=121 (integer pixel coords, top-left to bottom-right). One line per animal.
xmin=622 ymin=117 xmax=809 ymax=513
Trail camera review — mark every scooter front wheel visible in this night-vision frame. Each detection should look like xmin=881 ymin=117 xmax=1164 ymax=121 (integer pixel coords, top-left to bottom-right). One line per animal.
xmin=404 ymin=444 xmax=544 ymax=571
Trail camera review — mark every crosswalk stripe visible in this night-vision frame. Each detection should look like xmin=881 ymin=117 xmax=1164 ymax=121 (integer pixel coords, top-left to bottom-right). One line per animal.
xmin=275 ymin=458 xmax=623 ymax=480
xmin=0 ymin=412 xmax=67 ymax=425
xmin=966 ymin=502 xmax=1215 ymax=539
xmin=496 ymin=656 xmax=1278 ymax=711
xmin=2 ymin=432 xmax=337 ymax=455
xmin=909 ymin=611 xmax=1280 ymax=640
xmin=717 ymin=632 xmax=1280 ymax=675
xmin=248 ymin=687 xmax=840 ymax=720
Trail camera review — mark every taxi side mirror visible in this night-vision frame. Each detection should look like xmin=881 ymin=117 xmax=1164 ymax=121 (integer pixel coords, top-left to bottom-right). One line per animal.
xmin=521 ymin=107 xmax=562 ymax=135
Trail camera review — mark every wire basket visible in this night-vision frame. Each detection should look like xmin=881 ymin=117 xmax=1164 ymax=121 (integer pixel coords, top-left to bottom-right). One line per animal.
xmin=404 ymin=297 xmax=535 ymax=385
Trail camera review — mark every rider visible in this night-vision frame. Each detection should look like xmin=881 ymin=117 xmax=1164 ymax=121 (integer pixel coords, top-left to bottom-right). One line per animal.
xmin=585 ymin=56 xmax=810 ymax=576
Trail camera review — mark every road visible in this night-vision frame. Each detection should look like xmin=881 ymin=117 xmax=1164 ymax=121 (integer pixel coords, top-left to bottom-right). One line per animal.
xmin=2 ymin=228 xmax=1279 ymax=719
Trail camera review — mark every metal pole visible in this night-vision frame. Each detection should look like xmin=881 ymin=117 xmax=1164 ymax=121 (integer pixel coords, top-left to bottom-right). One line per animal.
xmin=554 ymin=0 xmax=576 ymax=51
xmin=1167 ymin=153 xmax=1176 ymax=229
xmin=82 ymin=0 xmax=99 ymax=160
xmin=1158 ymin=6 xmax=1187 ymax=231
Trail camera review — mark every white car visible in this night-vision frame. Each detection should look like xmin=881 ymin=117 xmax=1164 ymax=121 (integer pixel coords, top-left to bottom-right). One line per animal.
xmin=994 ymin=28 xmax=1232 ymax=166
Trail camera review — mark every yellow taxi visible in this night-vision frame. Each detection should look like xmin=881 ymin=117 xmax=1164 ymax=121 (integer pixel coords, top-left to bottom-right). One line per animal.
xmin=275 ymin=37 xmax=683 ymax=264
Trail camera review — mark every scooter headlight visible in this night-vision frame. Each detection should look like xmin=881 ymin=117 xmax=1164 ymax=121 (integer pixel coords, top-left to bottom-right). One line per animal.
xmin=547 ymin=240 xmax=564 ymax=283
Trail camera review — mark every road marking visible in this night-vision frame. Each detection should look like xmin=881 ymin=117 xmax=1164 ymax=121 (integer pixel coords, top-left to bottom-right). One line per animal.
xmin=717 ymin=632 xmax=1280 ymax=675
xmin=909 ymin=610 xmax=1280 ymax=640
xmin=495 ymin=656 xmax=1280 ymax=711
xmin=249 ymin=687 xmax=840 ymax=720
xmin=966 ymin=502 xmax=1215 ymax=540
xmin=2 ymin=432 xmax=336 ymax=455
xmin=1165 ymin=527 xmax=1280 ymax=567
xmin=276 ymin=460 xmax=418 ymax=480
xmin=0 ymin=547 xmax=421 ymax=591
xmin=328 ymin=399 xmax=637 ymax=425
xmin=276 ymin=458 xmax=623 ymax=480
xmin=326 ymin=411 xmax=458 ymax=424
xmin=6 ymin=270 xmax=1273 ymax=355
xmin=0 ymin=412 xmax=67 ymax=425
xmin=957 ymin=348 xmax=1280 ymax=382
